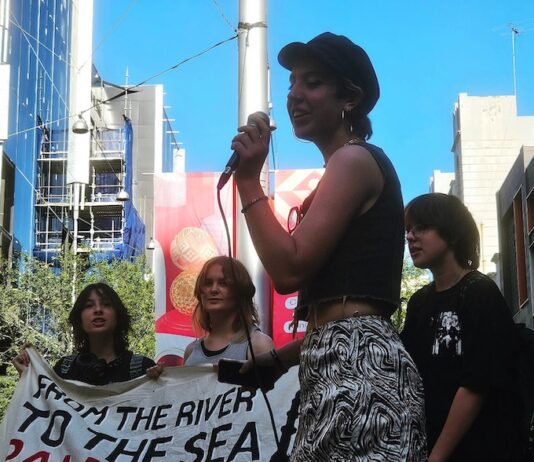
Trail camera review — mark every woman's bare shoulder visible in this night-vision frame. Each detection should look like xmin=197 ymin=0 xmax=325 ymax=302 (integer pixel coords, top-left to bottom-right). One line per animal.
xmin=250 ymin=330 xmax=275 ymax=354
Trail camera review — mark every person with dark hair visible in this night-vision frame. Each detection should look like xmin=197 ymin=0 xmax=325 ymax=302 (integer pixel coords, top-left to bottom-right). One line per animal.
xmin=184 ymin=256 xmax=273 ymax=365
xmin=402 ymin=193 xmax=521 ymax=461
xmin=13 ymin=282 xmax=156 ymax=385
xmin=228 ymin=32 xmax=426 ymax=461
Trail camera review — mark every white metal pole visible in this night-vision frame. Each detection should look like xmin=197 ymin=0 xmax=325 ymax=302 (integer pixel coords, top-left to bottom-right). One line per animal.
xmin=236 ymin=0 xmax=272 ymax=334
xmin=510 ymin=25 xmax=519 ymax=98
xmin=68 ymin=0 xmax=93 ymax=301
xmin=0 ymin=0 xmax=10 ymax=255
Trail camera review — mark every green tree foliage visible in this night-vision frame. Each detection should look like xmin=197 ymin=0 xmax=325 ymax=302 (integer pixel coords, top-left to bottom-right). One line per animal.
xmin=0 ymin=373 xmax=17 ymax=419
xmin=0 ymin=254 xmax=79 ymax=368
xmin=391 ymin=258 xmax=430 ymax=332
xmin=0 ymin=253 xmax=155 ymax=421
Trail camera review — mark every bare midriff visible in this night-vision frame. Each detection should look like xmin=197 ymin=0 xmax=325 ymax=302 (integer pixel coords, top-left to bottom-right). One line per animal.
xmin=306 ymin=298 xmax=386 ymax=330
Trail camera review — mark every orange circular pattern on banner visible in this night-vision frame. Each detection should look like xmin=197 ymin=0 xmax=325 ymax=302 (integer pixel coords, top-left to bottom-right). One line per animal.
xmin=169 ymin=270 xmax=199 ymax=315
xmin=170 ymin=227 xmax=218 ymax=271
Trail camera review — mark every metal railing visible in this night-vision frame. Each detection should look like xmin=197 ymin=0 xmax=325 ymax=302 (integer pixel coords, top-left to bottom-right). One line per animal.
xmin=39 ymin=140 xmax=69 ymax=159
xmin=91 ymin=129 xmax=126 ymax=159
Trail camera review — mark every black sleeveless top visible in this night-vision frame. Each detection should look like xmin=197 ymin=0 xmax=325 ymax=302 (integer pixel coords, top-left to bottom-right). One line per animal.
xmin=297 ymin=142 xmax=404 ymax=317
xmin=53 ymin=351 xmax=155 ymax=385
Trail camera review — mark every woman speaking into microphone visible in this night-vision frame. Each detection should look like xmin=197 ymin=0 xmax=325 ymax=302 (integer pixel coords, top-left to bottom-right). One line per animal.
xmin=230 ymin=32 xmax=426 ymax=461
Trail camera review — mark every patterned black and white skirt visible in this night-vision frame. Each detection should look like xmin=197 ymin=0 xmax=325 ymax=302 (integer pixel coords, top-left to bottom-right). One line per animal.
xmin=291 ymin=315 xmax=427 ymax=462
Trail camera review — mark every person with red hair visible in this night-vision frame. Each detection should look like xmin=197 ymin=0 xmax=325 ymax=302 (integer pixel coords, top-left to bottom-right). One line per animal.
xmin=184 ymin=256 xmax=273 ymax=366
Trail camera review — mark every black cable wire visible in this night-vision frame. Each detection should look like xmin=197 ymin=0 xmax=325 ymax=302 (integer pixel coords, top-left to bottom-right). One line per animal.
xmin=269 ymin=391 xmax=300 ymax=462
xmin=94 ymin=34 xmax=239 ymax=107
xmin=7 ymin=34 xmax=239 ymax=140
xmin=216 ymin=188 xmax=282 ymax=451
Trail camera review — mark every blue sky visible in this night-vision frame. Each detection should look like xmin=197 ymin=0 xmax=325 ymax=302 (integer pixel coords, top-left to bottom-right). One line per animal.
xmin=93 ymin=0 xmax=534 ymax=202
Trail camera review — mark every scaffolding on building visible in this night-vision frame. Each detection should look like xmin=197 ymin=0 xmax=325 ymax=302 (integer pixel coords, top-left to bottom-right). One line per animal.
xmin=34 ymin=124 xmax=130 ymax=261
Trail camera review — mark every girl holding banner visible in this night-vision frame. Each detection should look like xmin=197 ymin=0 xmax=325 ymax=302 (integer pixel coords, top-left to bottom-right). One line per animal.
xmin=13 ymin=282 xmax=156 ymax=385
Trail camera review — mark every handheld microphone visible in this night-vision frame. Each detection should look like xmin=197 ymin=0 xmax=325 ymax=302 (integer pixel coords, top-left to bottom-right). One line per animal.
xmin=217 ymin=111 xmax=271 ymax=190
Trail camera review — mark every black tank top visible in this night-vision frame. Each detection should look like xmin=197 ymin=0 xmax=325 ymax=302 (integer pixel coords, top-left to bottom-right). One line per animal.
xmin=297 ymin=142 xmax=404 ymax=317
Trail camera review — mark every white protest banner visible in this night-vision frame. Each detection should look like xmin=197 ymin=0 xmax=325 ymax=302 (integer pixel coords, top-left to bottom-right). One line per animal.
xmin=0 ymin=349 xmax=300 ymax=461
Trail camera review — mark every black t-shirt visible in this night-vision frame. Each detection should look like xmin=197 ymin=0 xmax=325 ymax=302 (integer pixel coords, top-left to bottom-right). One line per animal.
xmin=53 ymin=351 xmax=155 ymax=386
xmin=401 ymin=271 xmax=521 ymax=461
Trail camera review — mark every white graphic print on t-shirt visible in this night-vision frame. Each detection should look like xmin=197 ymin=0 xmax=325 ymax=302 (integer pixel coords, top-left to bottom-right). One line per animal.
xmin=432 ymin=311 xmax=462 ymax=356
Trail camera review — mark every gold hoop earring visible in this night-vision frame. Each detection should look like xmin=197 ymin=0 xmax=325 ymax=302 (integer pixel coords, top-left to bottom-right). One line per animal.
xmin=342 ymin=108 xmax=354 ymax=134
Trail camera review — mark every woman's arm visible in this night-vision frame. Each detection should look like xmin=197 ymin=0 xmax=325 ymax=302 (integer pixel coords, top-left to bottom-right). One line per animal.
xmin=275 ymin=339 xmax=303 ymax=369
xmin=428 ymin=387 xmax=485 ymax=462
xmin=232 ymin=120 xmax=383 ymax=293
xmin=241 ymin=338 xmax=303 ymax=375
xmin=248 ymin=331 xmax=275 ymax=358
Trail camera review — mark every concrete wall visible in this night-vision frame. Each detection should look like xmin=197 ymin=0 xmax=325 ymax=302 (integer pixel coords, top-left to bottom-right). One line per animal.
xmin=429 ymin=170 xmax=455 ymax=194
xmin=453 ymin=93 xmax=534 ymax=274
xmin=497 ymin=146 xmax=534 ymax=327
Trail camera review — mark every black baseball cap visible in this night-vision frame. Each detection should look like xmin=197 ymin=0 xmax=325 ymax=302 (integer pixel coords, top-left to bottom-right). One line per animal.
xmin=278 ymin=32 xmax=380 ymax=114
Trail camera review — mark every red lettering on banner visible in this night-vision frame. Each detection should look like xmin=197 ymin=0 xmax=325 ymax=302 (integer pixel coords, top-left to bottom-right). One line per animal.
xmin=4 ymin=441 xmax=102 ymax=462
xmin=22 ymin=451 xmax=49 ymax=462
xmin=5 ymin=439 xmax=23 ymax=460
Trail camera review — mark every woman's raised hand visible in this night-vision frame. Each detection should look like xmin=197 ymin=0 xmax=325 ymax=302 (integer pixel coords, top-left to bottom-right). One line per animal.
xmin=12 ymin=344 xmax=32 ymax=376
xmin=231 ymin=112 xmax=271 ymax=183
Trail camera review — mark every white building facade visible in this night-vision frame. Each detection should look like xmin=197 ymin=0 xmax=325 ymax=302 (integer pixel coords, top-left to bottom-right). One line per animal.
xmin=452 ymin=93 xmax=534 ymax=274
xmin=429 ymin=170 xmax=455 ymax=194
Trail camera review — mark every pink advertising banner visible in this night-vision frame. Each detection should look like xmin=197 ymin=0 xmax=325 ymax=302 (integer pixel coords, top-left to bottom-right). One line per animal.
xmin=152 ymin=168 xmax=324 ymax=359
xmin=272 ymin=168 xmax=324 ymax=347
xmin=153 ymin=172 xmax=233 ymax=365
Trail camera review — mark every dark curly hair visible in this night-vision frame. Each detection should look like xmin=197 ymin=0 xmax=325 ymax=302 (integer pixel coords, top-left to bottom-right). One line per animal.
xmin=405 ymin=193 xmax=480 ymax=270
xmin=192 ymin=256 xmax=260 ymax=336
xmin=69 ymin=283 xmax=131 ymax=354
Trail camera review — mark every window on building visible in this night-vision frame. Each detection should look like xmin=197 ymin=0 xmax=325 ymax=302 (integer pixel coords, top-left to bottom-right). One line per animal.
xmin=91 ymin=215 xmax=122 ymax=250
xmin=502 ymin=207 xmax=519 ymax=313
xmin=513 ymin=191 xmax=528 ymax=307
xmin=90 ymin=171 xmax=120 ymax=202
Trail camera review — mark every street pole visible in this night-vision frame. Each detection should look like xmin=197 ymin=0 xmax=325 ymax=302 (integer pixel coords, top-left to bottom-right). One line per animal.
xmin=236 ymin=0 xmax=272 ymax=334
xmin=68 ymin=0 xmax=93 ymax=302
xmin=0 ymin=1 xmax=9 ymax=259
xmin=510 ymin=24 xmax=519 ymax=98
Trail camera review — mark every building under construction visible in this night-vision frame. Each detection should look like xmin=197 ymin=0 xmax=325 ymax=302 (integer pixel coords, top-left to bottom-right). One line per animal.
xmin=34 ymin=70 xmax=181 ymax=262
xmin=0 ymin=0 xmax=181 ymax=263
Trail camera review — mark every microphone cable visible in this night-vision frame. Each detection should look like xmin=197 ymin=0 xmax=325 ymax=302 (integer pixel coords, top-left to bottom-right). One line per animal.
xmin=216 ymin=188 xmax=283 ymax=455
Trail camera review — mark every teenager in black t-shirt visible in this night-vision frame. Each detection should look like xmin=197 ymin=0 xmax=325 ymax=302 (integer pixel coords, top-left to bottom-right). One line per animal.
xmin=401 ymin=193 xmax=521 ymax=462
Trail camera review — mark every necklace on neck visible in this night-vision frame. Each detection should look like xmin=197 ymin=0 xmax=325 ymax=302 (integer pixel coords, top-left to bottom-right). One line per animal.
xmin=344 ymin=137 xmax=364 ymax=146
xmin=324 ymin=138 xmax=366 ymax=167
